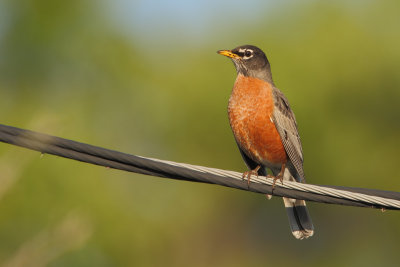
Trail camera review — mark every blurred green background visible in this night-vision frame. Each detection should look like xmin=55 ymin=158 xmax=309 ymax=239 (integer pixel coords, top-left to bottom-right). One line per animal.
xmin=1 ymin=0 xmax=399 ymax=266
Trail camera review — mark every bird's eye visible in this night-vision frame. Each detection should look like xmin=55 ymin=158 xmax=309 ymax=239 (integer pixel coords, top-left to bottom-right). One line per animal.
xmin=244 ymin=50 xmax=252 ymax=57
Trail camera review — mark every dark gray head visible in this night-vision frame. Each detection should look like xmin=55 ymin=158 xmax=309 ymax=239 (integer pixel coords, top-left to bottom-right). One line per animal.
xmin=218 ymin=45 xmax=274 ymax=84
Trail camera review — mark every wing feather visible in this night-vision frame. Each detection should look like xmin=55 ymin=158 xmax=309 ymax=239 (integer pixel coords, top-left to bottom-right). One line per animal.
xmin=271 ymin=87 xmax=305 ymax=181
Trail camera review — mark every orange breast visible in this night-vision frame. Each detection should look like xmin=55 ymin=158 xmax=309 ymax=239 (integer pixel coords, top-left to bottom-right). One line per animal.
xmin=228 ymin=75 xmax=287 ymax=166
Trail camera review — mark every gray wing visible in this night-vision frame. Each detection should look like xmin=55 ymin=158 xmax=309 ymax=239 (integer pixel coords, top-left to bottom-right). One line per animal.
xmin=271 ymin=87 xmax=305 ymax=181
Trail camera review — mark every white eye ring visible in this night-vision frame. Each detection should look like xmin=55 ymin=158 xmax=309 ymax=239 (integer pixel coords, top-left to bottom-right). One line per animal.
xmin=242 ymin=49 xmax=253 ymax=59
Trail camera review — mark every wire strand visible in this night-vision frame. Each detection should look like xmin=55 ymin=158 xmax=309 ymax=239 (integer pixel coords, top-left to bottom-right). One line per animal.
xmin=0 ymin=124 xmax=399 ymax=210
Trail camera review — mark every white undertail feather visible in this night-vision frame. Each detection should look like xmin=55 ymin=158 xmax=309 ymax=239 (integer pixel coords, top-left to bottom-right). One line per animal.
xmin=282 ymin=168 xmax=314 ymax=239
xmin=283 ymin=198 xmax=314 ymax=240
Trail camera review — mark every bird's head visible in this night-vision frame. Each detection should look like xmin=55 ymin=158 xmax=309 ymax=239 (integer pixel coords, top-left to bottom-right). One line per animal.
xmin=218 ymin=45 xmax=273 ymax=84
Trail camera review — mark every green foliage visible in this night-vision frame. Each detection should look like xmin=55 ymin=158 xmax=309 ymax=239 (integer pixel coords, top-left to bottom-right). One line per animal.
xmin=0 ymin=0 xmax=399 ymax=266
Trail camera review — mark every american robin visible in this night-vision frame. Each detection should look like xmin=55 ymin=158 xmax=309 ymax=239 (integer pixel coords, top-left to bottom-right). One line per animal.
xmin=218 ymin=45 xmax=314 ymax=239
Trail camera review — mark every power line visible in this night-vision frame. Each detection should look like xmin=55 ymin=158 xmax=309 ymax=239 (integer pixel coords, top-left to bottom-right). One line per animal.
xmin=0 ymin=124 xmax=399 ymax=210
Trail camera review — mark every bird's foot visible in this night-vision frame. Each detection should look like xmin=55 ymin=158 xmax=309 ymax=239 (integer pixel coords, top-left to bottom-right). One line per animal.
xmin=242 ymin=165 xmax=261 ymax=187
xmin=271 ymin=174 xmax=284 ymax=190
xmin=264 ymin=174 xmax=283 ymax=198
xmin=267 ymin=162 xmax=286 ymax=192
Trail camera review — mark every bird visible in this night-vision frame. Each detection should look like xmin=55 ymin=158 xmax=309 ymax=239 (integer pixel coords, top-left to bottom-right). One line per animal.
xmin=217 ymin=45 xmax=314 ymax=239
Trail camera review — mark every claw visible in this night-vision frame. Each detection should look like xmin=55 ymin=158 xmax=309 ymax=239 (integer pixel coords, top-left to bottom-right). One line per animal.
xmin=242 ymin=165 xmax=261 ymax=187
xmin=268 ymin=162 xmax=286 ymax=192
xmin=271 ymin=174 xmax=284 ymax=190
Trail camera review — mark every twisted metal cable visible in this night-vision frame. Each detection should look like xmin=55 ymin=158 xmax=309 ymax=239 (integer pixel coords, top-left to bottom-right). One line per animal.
xmin=0 ymin=124 xmax=399 ymax=210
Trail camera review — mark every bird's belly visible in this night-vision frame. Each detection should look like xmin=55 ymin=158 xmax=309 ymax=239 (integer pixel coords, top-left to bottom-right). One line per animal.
xmin=228 ymin=78 xmax=287 ymax=167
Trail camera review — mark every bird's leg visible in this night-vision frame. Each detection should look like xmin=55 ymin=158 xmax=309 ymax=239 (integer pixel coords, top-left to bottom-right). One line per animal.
xmin=242 ymin=165 xmax=261 ymax=187
xmin=270 ymin=162 xmax=286 ymax=191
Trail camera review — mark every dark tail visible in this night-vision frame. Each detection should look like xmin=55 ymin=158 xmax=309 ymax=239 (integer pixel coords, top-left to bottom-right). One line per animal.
xmin=283 ymin=197 xmax=314 ymax=239
xmin=274 ymin=164 xmax=314 ymax=239
xmin=264 ymin=164 xmax=314 ymax=239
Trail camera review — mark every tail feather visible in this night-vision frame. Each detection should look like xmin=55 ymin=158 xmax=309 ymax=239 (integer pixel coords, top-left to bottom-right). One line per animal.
xmin=267 ymin=165 xmax=314 ymax=239
xmin=283 ymin=197 xmax=314 ymax=239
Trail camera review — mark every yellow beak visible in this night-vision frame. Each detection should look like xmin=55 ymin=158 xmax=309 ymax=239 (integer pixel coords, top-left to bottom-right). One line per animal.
xmin=217 ymin=50 xmax=240 ymax=59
